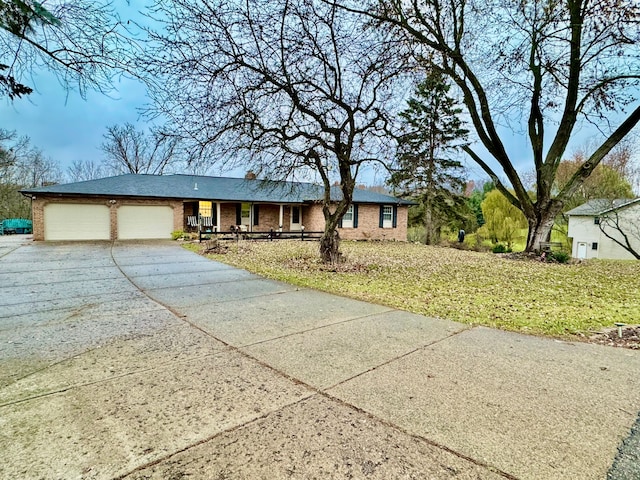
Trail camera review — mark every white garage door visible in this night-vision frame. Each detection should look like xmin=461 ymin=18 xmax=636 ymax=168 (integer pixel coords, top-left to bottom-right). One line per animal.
xmin=44 ymin=203 xmax=111 ymax=241
xmin=117 ymin=205 xmax=174 ymax=240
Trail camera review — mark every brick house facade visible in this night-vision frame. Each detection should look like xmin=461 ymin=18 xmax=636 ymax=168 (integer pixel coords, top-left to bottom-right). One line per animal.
xmin=22 ymin=174 xmax=412 ymax=242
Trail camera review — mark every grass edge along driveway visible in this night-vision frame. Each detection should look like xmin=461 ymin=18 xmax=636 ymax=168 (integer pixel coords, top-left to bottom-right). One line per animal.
xmin=185 ymin=241 xmax=639 ymax=340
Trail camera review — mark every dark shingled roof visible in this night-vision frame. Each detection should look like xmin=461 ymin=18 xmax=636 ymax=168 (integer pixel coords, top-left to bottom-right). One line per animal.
xmin=21 ymin=173 xmax=413 ymax=205
xmin=565 ymin=198 xmax=640 ymax=216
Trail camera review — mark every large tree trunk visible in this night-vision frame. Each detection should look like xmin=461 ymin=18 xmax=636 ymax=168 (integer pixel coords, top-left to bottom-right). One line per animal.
xmin=320 ymin=224 xmax=341 ymax=263
xmin=525 ymin=202 xmax=564 ymax=252
xmin=424 ymin=206 xmax=434 ymax=245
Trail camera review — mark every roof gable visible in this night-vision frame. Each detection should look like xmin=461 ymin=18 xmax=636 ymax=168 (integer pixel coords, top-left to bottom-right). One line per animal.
xmin=566 ymin=198 xmax=640 ymax=216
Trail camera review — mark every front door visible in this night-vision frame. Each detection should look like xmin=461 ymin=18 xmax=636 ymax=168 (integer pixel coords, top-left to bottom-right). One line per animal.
xmin=577 ymin=242 xmax=587 ymax=259
xmin=290 ymin=205 xmax=301 ymax=231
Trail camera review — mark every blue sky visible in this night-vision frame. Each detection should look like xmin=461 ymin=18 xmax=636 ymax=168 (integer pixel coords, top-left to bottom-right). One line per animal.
xmin=4 ymin=70 xmax=634 ymax=186
xmin=3 ymin=73 xmax=146 ymax=169
xmin=1 ymin=1 xmax=637 ymax=187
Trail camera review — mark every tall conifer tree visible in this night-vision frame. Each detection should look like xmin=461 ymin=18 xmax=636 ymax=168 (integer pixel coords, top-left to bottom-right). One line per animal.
xmin=390 ymin=70 xmax=469 ymax=244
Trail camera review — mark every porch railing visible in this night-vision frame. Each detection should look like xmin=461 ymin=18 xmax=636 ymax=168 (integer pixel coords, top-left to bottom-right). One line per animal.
xmin=199 ymin=228 xmax=323 ymax=242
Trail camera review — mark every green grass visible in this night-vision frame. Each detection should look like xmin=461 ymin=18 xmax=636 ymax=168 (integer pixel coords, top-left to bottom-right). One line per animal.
xmin=186 ymin=240 xmax=639 ymax=339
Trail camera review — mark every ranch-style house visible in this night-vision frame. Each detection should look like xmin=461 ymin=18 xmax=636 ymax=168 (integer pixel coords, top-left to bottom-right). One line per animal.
xmin=21 ymin=174 xmax=411 ymax=242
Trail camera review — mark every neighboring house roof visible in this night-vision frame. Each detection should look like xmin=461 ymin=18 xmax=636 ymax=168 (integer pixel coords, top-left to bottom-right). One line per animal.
xmin=565 ymin=198 xmax=640 ymax=217
xmin=21 ymin=173 xmax=413 ymax=205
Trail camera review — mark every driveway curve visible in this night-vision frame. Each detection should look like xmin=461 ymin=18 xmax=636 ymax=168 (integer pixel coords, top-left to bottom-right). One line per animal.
xmin=1 ymin=240 xmax=638 ymax=479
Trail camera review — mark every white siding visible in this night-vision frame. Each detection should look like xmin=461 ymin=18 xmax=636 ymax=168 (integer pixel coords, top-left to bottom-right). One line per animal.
xmin=568 ymin=203 xmax=640 ymax=260
xmin=567 ymin=216 xmax=600 ymax=259
xmin=598 ymin=204 xmax=640 ymax=260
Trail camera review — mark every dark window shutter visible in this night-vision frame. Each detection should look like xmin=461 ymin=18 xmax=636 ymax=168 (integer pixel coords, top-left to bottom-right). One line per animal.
xmin=235 ymin=204 xmax=241 ymax=225
xmin=213 ymin=203 xmax=217 ymax=226
xmin=392 ymin=205 xmax=398 ymax=228
xmin=353 ymin=204 xmax=359 ymax=228
xmin=253 ymin=204 xmax=259 ymax=226
xmin=379 ymin=205 xmax=384 ymax=228
xmin=338 ymin=216 xmax=343 ymax=228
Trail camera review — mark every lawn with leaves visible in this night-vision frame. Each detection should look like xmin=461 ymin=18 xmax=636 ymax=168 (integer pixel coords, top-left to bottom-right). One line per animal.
xmin=189 ymin=240 xmax=639 ymax=339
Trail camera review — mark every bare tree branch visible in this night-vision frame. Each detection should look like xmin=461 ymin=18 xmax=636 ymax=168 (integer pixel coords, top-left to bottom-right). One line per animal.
xmin=335 ymin=0 xmax=640 ymax=251
xmin=138 ymin=0 xmax=410 ymax=261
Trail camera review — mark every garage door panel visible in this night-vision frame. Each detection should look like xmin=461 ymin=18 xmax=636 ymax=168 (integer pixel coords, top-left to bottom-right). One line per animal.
xmin=117 ymin=205 xmax=173 ymax=240
xmin=44 ymin=204 xmax=110 ymax=241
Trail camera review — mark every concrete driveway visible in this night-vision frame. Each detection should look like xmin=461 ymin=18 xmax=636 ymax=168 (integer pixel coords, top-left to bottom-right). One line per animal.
xmin=1 ymin=239 xmax=639 ymax=479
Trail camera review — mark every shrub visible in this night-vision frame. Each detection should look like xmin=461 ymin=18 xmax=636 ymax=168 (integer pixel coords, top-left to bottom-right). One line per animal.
xmin=492 ymin=243 xmax=512 ymax=254
xmin=549 ymin=251 xmax=570 ymax=264
xmin=171 ymin=230 xmax=186 ymax=240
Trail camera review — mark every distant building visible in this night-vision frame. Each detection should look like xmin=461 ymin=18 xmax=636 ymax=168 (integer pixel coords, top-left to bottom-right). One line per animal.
xmin=566 ymin=198 xmax=640 ymax=260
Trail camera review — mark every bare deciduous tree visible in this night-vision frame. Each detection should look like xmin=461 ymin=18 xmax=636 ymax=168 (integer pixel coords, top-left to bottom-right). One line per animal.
xmin=341 ymin=0 xmax=640 ymax=251
xmin=0 ymin=129 xmax=62 ymax=218
xmin=0 ymin=0 xmax=134 ymax=99
xmin=140 ymin=0 xmax=408 ymax=262
xmin=66 ymin=159 xmax=106 ymax=182
xmin=100 ymin=123 xmax=181 ymax=176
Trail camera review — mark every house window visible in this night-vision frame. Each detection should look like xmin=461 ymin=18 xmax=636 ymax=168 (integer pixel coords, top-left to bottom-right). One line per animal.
xmin=342 ymin=205 xmax=354 ymax=228
xmin=594 ymin=217 xmax=600 ymax=225
xmin=291 ymin=206 xmax=300 ymax=224
xmin=592 ymin=242 xmax=598 ymax=250
xmin=382 ymin=205 xmax=393 ymax=228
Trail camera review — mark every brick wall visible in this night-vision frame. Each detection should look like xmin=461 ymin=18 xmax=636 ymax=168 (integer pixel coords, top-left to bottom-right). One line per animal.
xmin=302 ymin=205 xmax=325 ymax=232
xmin=31 ymin=196 xmax=408 ymax=242
xmin=338 ymin=204 xmax=408 ymax=241
xmin=302 ymin=203 xmax=408 ymax=241
xmin=30 ymin=197 xmax=48 ymax=241
xmin=31 ymin=196 xmax=182 ymax=241
xmin=219 ymin=203 xmax=237 ymax=231
xmin=255 ymin=204 xmax=281 ymax=230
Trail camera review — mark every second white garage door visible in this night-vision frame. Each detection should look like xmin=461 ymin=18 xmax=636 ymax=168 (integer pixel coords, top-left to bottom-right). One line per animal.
xmin=117 ymin=205 xmax=174 ymax=240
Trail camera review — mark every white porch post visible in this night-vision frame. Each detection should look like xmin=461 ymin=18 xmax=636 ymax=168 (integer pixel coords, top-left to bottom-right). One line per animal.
xmin=279 ymin=205 xmax=284 ymax=231
xmin=216 ymin=203 xmax=221 ymax=232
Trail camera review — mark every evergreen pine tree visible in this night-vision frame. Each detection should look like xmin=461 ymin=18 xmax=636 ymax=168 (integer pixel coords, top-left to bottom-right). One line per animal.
xmin=390 ymin=70 xmax=469 ymax=244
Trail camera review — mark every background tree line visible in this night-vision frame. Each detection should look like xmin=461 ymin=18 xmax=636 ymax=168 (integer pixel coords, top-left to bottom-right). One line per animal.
xmin=0 ymin=123 xmax=199 ymax=219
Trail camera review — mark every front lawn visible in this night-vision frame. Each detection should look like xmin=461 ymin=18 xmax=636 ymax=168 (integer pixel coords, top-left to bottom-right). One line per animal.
xmin=188 ymin=240 xmax=639 ymax=339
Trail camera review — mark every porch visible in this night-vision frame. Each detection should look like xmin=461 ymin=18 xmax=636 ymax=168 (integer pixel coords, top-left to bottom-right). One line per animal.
xmin=183 ymin=200 xmax=324 ymax=240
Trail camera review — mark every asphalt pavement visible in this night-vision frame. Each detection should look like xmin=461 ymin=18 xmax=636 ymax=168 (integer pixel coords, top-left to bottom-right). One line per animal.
xmin=1 ymin=236 xmax=639 ymax=479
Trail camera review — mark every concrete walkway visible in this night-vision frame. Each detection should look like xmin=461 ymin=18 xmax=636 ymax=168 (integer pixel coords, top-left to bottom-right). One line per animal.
xmin=0 ymin=239 xmax=638 ymax=479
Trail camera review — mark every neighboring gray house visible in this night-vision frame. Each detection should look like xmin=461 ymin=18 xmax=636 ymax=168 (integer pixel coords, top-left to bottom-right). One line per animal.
xmin=566 ymin=198 xmax=640 ymax=260
xmin=21 ymin=174 xmax=412 ymax=242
